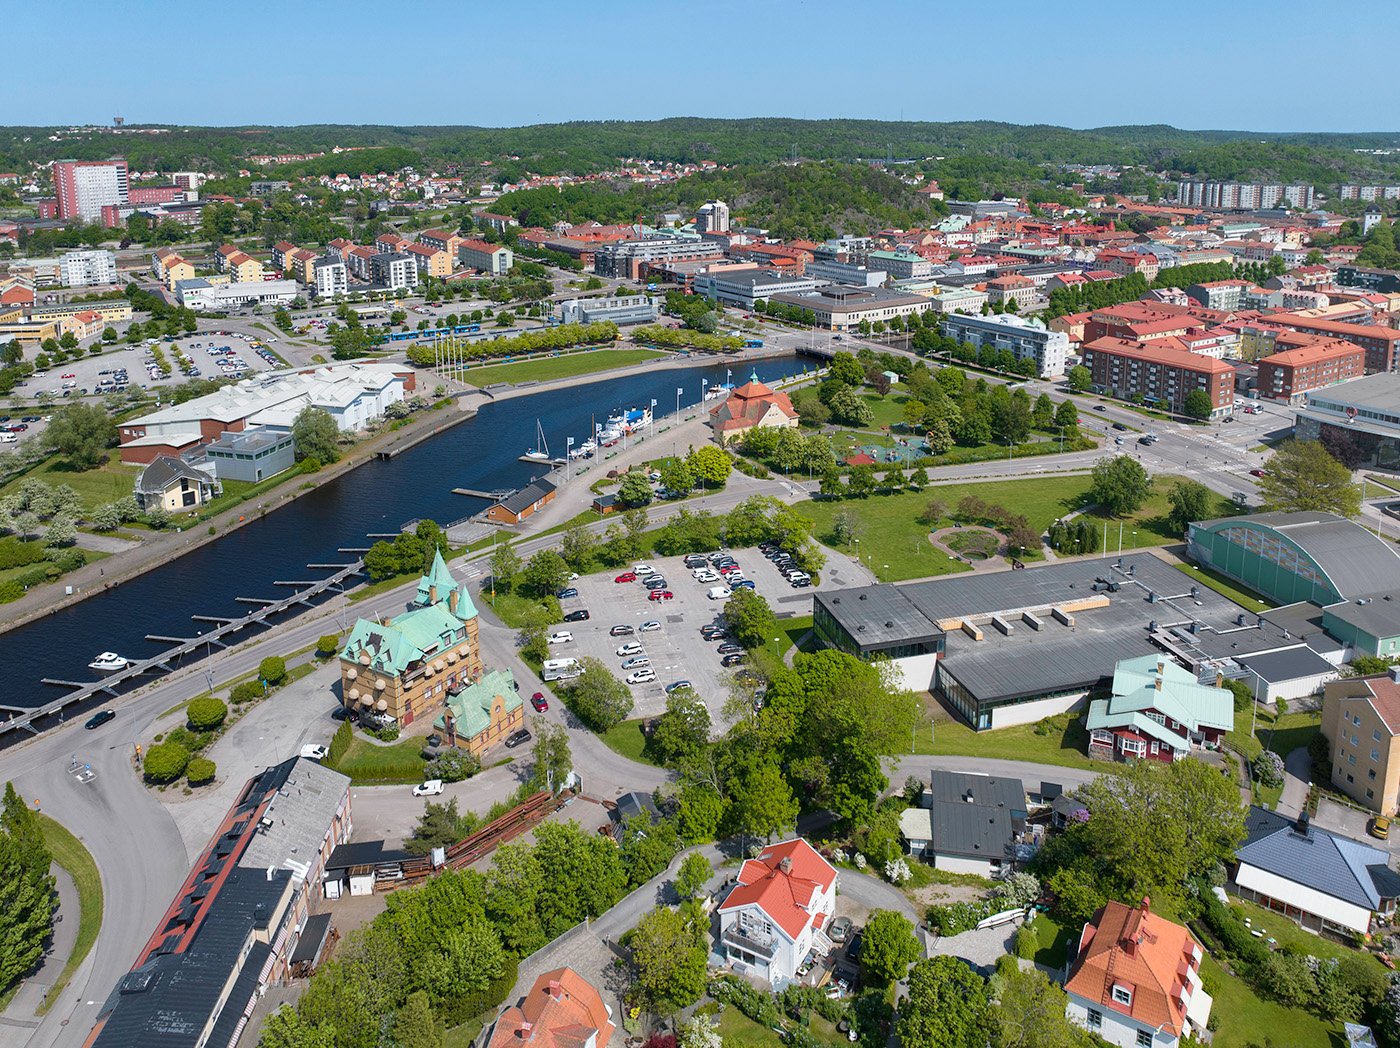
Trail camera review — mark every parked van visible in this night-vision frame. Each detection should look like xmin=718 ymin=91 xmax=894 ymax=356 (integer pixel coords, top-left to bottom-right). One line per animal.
xmin=0 ymin=433 xmax=17 ymax=444
xmin=542 ymin=657 xmax=581 ymax=681
xmin=707 ymin=586 xmax=731 ymax=601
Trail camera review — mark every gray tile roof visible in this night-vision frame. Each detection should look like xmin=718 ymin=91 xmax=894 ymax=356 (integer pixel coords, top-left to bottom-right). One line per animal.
xmin=496 ymin=477 xmax=556 ymax=516
xmin=926 ymin=770 xmax=1026 ymax=862
xmin=1238 ymin=806 xmax=1399 ymax=911
xmin=134 ymin=455 xmax=212 ymax=495
xmin=237 ymin=756 xmax=349 ymax=875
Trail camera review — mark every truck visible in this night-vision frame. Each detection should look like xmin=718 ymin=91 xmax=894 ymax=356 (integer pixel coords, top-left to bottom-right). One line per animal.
xmin=742 ymin=339 xmax=764 ymax=349
xmin=542 ymin=657 xmax=582 ymax=681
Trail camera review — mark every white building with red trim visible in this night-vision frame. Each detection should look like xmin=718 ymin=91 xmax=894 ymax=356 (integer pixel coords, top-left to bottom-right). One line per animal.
xmin=716 ymin=838 xmax=838 ymax=985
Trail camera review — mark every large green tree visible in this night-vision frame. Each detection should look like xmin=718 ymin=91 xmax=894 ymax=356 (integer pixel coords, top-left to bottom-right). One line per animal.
xmin=560 ymin=658 xmax=634 ymax=731
xmin=1166 ymin=478 xmax=1212 ymax=533
xmin=1089 ymin=454 xmax=1151 ymax=517
xmin=721 ymin=588 xmax=778 ymax=650
xmin=1182 ymin=389 xmax=1214 ymax=420
xmin=0 ymin=783 xmax=56 ymax=991
xmin=859 ymin=910 xmax=922 ymax=984
xmin=629 ymin=906 xmax=707 ymax=1015
xmin=41 ymin=402 xmax=117 ymax=469
xmin=1257 ymin=439 xmax=1360 ymax=517
xmin=291 ymin=406 xmax=340 ymax=464
xmin=897 ymin=956 xmax=989 ymax=1048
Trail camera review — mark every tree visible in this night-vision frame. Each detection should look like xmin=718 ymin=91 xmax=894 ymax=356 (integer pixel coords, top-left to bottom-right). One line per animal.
xmin=1032 ymin=393 xmax=1055 ymax=430
xmin=828 ymin=385 xmax=875 ymax=427
xmin=1166 ymin=479 xmax=1212 ymax=534
xmin=989 ymin=966 xmax=1082 ymax=1048
xmin=902 ymin=399 xmax=926 ymax=429
xmin=1066 ymin=365 xmax=1092 ymax=392
xmin=258 ymin=1005 xmax=338 ymax=1048
xmin=1053 ymin=398 xmax=1078 ymax=431
xmin=187 ymin=697 xmax=228 ymax=731
xmin=406 ymin=799 xmax=479 ymax=856
xmin=648 ymin=692 xmax=711 ymax=767
xmin=1089 ymin=455 xmax=1151 ymax=517
xmin=1182 ymin=388 xmax=1213 ymax=420
xmin=674 ymin=852 xmax=713 ymax=899
xmin=1257 ymin=439 xmax=1361 ymax=517
xmin=186 ymin=758 xmax=217 ymax=785
xmin=520 ymin=550 xmax=571 ymax=597
xmin=560 ymin=521 xmax=597 ymax=570
xmin=629 ymin=906 xmax=707 ymax=1015
xmin=617 ymin=470 xmax=654 ymax=507
xmin=828 ymin=351 xmax=865 ymax=386
xmin=144 ymin=741 xmax=191 ymax=784
xmin=685 ymin=445 xmax=731 ymax=488
xmin=392 ymin=991 xmax=444 ymax=1048
xmin=721 ymin=588 xmax=778 ymax=650
xmin=41 ymin=402 xmax=117 ymax=469
xmin=489 ymin=542 xmax=521 ymax=590
xmin=291 ymin=406 xmax=340 ymax=464
xmin=530 ymin=722 xmax=572 ymax=792
xmin=860 ymin=910 xmax=922 ymax=984
xmin=728 ymin=760 xmax=797 ymax=841
xmin=677 ymin=1014 xmax=721 ymax=1048
xmin=100 ymin=326 xmax=117 ymax=344
xmin=0 ymin=783 xmax=56 ymax=991
xmin=317 ymin=634 xmax=341 ymax=658
xmin=260 ymin=655 xmax=287 ymax=686
xmin=897 ymin=956 xmax=989 ymax=1048
xmin=561 ymin=658 xmax=634 ymax=731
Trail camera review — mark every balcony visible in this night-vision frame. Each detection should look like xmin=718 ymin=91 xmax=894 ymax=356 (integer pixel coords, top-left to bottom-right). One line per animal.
xmin=723 ymin=923 xmax=779 ymax=959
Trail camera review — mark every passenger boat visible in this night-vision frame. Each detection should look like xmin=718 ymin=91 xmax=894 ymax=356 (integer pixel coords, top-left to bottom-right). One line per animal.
xmin=89 ymin=652 xmax=129 ymax=672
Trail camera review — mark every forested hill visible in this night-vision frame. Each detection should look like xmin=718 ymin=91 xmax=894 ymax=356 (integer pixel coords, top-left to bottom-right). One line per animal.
xmin=2 ymin=118 xmax=1399 ymax=185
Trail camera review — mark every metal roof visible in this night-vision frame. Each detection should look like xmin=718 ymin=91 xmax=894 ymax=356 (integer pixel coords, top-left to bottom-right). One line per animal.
xmin=496 ymin=477 xmax=556 ymax=516
xmin=1238 ymin=807 xmax=1400 ymax=912
xmin=237 ymin=757 xmax=349 ymax=875
xmin=926 ymin=771 xmax=1026 ymax=861
xmin=1236 ymin=646 xmax=1336 ymax=683
xmin=1325 ymin=595 xmax=1400 ymax=641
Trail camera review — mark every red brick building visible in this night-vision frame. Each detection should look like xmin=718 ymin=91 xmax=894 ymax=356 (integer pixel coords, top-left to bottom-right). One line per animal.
xmin=1257 ymin=336 xmax=1366 ymax=402
xmin=1267 ymin=314 xmax=1400 ymax=374
xmin=1082 ymin=336 xmax=1235 ymax=417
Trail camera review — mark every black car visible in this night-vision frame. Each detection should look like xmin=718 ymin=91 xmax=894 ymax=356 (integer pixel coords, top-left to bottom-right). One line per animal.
xmin=846 ymin=930 xmax=865 ymax=962
xmin=556 ymin=587 xmax=579 ymax=599
xmin=85 ymin=709 xmax=116 ymax=729
xmin=644 ymin=576 xmax=668 ymax=590
xmin=683 ymin=555 xmax=708 ymax=568
xmin=1093 ymin=404 xmax=1107 ymax=412
xmin=1111 ymin=422 xmax=1127 ymax=431
xmin=504 ymin=728 xmax=532 ymax=748
xmin=610 ymin=624 xmax=635 ymax=637
xmin=563 ymin=609 xmax=590 ymax=622
xmin=721 ymin=653 xmax=746 ymax=667
xmin=717 ymin=643 xmax=744 ymax=655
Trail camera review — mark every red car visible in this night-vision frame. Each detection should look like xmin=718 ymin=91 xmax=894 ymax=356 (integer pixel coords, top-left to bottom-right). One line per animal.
xmin=614 ymin=571 xmax=637 ymax=583
xmin=718 ymin=564 xmax=741 ymax=575
xmin=648 ymin=590 xmax=674 ymax=602
xmin=1249 ymin=468 xmax=1266 ymax=477
xmin=530 ymin=692 xmax=548 ymax=712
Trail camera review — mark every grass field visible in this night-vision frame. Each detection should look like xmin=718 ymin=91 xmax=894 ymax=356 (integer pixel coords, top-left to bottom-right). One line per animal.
xmin=1201 ymin=953 xmax=1338 ymax=1048
xmin=1076 ymin=482 xmax=1239 ymax=551
xmin=0 ymin=456 xmax=140 ymax=512
xmin=461 ymin=348 xmax=666 ymax=386
xmin=763 ymin=614 xmax=814 ymax=662
xmin=716 ymin=1006 xmax=846 ymax=1047
xmin=1025 ymin=913 xmax=1073 ymax=972
xmin=598 ymin=718 xmax=654 ymax=765
xmin=915 ymin=710 xmax=1096 ymax=770
xmin=326 ymin=736 xmax=427 ymax=784
xmin=35 ymin=814 xmax=103 ymax=1014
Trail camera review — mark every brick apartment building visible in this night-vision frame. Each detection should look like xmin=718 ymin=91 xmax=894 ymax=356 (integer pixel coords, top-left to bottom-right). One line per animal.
xmin=1257 ymin=336 xmax=1366 ymax=402
xmin=1082 ymin=336 xmax=1236 ymax=417
xmin=1269 ymin=316 xmax=1400 ymax=374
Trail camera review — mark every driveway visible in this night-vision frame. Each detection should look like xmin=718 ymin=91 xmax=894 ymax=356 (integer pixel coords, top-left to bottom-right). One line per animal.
xmin=927 ymin=920 xmax=1024 ymax=976
xmin=1276 ymin=746 xmax=1312 ymax=818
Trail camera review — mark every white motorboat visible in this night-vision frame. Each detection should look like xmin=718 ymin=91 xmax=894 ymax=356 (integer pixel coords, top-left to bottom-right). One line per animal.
xmin=89 ymin=652 xmax=129 ymax=672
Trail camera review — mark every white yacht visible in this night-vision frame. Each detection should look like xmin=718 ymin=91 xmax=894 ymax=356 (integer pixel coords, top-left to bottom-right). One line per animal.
xmin=89 ymin=652 xmax=129 ymax=672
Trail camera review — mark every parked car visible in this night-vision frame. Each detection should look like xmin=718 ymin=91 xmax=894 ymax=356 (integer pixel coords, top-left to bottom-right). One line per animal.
xmin=627 ymin=669 xmax=657 ymax=685
xmin=665 ymin=680 xmax=694 ymax=694
xmin=683 ymin=555 xmax=709 ymax=568
xmin=648 ymin=589 xmax=674 ymax=602
xmin=721 ymin=653 xmax=746 ymax=667
xmin=531 ymin=692 xmax=549 ymax=712
xmin=644 ymin=576 xmax=669 ymax=590
xmin=693 ymin=570 xmax=720 ymax=583
xmin=413 ymin=779 xmax=444 ymax=797
xmin=504 ymin=729 xmax=532 ymax=749
xmin=548 ymin=631 xmax=573 ymax=645
xmin=640 ymin=620 xmax=661 ymax=632
xmin=563 ymin=609 xmax=590 ymax=622
xmin=621 ymin=656 xmax=651 ymax=670
xmin=617 ymin=642 xmax=643 ymax=657
xmin=556 ymin=587 xmax=579 ymax=599
xmin=610 ymin=624 xmax=635 ymax=637
xmin=633 ymin=563 xmax=655 ymax=576
xmin=299 ymin=744 xmax=328 ymax=760
xmin=828 ymin=916 xmax=853 ymax=943
xmin=85 ymin=709 xmax=116 ymax=729
xmin=614 ymin=571 xmax=637 ymax=583
xmin=718 ymin=643 xmax=744 ymax=655
xmin=732 ymin=579 xmax=756 ymax=590
xmin=1371 ymin=816 xmax=1391 ymax=840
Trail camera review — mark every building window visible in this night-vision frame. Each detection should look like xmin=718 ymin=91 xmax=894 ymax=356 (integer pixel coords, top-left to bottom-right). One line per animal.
xmin=1374 ymin=750 xmax=1381 ymax=762
xmin=1371 ymin=769 xmax=1378 ymax=781
xmin=1137 ymin=1033 xmax=1152 ymax=1048
xmin=1112 ymin=985 xmax=1133 ymax=1007
xmin=1086 ymin=1009 xmax=1102 ymax=1030
xmin=1368 ymin=788 xmax=1376 ymax=799
xmin=1376 ymin=730 xmax=1383 ymax=742
xmin=1349 ymin=773 xmax=1356 ymax=783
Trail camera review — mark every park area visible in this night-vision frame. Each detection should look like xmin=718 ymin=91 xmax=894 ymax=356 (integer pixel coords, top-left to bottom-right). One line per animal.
xmin=458 ymin=347 xmax=665 ymax=386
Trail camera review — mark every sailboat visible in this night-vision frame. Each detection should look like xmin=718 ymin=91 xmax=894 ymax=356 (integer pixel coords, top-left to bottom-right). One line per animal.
xmin=523 ymin=419 xmax=551 ymax=461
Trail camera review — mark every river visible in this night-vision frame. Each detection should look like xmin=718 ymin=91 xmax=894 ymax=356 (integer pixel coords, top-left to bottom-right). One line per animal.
xmin=4 ymin=357 xmax=798 ymax=706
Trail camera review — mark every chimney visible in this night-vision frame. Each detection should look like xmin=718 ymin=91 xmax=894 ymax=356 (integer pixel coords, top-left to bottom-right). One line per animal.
xmin=1155 ymin=674 xmax=1163 ymax=691
xmin=548 ymin=980 xmax=562 ymax=1000
xmin=428 ymin=582 xmax=438 ymax=605
xmin=1216 ymin=670 xmax=1225 ymax=687
xmin=1141 ymin=895 xmax=1151 ymax=916
xmin=779 ymin=856 xmax=793 ymax=874
xmin=448 ymin=585 xmax=459 ymax=616
xmin=1389 ymin=666 xmax=1400 ymax=684
xmin=518 ymin=1022 xmax=533 ymax=1039
xmin=1295 ymin=810 xmax=1310 ymax=837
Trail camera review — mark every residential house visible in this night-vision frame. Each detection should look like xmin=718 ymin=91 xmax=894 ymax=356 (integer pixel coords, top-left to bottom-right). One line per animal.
xmin=434 ymin=668 xmax=525 ymax=757
xmin=338 ymin=550 xmax=482 ymax=727
xmin=1085 ymin=655 xmax=1234 ymax=763
xmin=1064 ymin=897 xmax=1212 ymax=1048
xmin=708 ymin=373 xmax=800 ymax=444
xmin=716 ymin=838 xmax=838 ymax=986
xmin=1233 ymin=807 xmax=1400 ymax=938
xmin=1322 ymin=670 xmax=1400 ymax=815
xmin=418 ymin=228 xmax=464 ymax=257
xmin=132 ymin=455 xmax=220 ymax=512
xmin=900 ymin=770 xmax=1028 ymax=875
xmin=486 ymin=968 xmax=614 ymax=1048
xmin=405 ymin=242 xmax=451 ymax=278
xmin=458 ymin=239 xmax=513 ymax=276
xmin=984 ymin=274 xmax=1038 ymax=310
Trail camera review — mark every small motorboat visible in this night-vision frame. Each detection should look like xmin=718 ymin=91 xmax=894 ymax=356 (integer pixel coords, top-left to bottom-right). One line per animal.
xmin=89 ymin=652 xmax=129 ymax=672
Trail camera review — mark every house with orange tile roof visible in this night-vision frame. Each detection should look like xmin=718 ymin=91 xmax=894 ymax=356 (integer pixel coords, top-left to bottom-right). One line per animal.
xmin=486 ymin=967 xmax=615 ymax=1048
xmin=1064 ymin=897 xmax=1211 ymax=1048
xmin=708 ymin=372 xmax=799 ymax=445
xmin=716 ymin=837 xmax=838 ymax=985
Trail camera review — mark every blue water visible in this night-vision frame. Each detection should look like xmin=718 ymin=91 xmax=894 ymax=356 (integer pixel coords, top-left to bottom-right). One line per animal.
xmin=4 ymin=358 xmax=800 ymax=707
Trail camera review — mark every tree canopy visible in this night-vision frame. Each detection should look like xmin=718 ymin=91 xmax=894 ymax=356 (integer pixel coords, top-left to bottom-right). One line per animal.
xmin=1257 ymin=439 xmax=1360 ymax=517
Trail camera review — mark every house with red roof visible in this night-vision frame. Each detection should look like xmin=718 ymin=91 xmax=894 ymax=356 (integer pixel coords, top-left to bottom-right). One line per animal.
xmin=487 ymin=967 xmax=614 ymax=1048
xmin=708 ymin=372 xmax=799 ymax=444
xmin=1064 ymin=897 xmax=1211 ymax=1048
xmin=716 ymin=838 xmax=838 ymax=985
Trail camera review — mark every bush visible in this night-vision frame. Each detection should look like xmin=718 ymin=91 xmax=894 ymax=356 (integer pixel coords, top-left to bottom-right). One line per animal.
xmin=229 ymin=680 xmax=263 ymax=705
xmin=316 ymin=634 xmax=340 ymax=658
xmin=1253 ymin=750 xmax=1285 ymax=788
xmin=438 ymin=955 xmax=519 ymax=1028
xmin=328 ymin=719 xmax=353 ymax=764
xmin=709 ymin=975 xmax=783 ymax=1029
xmin=186 ymin=697 xmax=228 ymax=731
xmin=925 ymin=900 xmax=992 ymax=937
xmin=369 ymin=725 xmax=400 ymax=742
xmin=144 ymin=741 xmax=191 ymax=784
xmin=259 ymin=656 xmax=287 ymax=686
xmin=425 ymin=748 xmax=480 ymax=782
xmin=186 ymin=757 xmax=216 ymax=786
xmin=1014 ymin=926 xmax=1038 ymax=959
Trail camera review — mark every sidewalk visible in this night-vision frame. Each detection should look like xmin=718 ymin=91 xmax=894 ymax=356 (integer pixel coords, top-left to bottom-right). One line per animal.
xmin=1 ymin=865 xmax=79 ymax=1025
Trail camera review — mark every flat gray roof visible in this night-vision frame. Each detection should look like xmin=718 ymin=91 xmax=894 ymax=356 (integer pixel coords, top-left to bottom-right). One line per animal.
xmin=238 ymin=757 xmax=348 ymax=874
xmin=1306 ymin=371 xmax=1400 ymax=412
xmin=1325 ymin=595 xmax=1400 ymax=640
xmin=1237 ymin=646 xmax=1336 ymax=683
xmin=815 ymin=584 xmax=941 ymax=650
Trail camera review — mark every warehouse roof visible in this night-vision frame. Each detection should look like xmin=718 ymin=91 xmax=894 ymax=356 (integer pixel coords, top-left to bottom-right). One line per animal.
xmin=1236 ymin=646 xmax=1336 ymax=685
xmin=1325 ymin=595 xmax=1400 ymax=641
xmin=814 ymin=585 xmax=941 ymax=651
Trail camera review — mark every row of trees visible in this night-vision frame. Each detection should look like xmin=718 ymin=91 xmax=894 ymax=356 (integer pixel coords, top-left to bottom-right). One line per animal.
xmin=403 ymin=322 xmax=619 ymax=366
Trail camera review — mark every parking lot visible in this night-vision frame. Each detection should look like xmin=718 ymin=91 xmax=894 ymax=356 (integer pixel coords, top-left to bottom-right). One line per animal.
xmin=552 ymin=546 xmax=828 ymax=720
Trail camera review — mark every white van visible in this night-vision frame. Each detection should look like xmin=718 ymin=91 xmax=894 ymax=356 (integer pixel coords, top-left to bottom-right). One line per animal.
xmin=707 ymin=586 xmax=730 ymax=601
xmin=542 ymin=657 xmax=581 ymax=681
xmin=0 ymin=433 xmax=16 ymax=444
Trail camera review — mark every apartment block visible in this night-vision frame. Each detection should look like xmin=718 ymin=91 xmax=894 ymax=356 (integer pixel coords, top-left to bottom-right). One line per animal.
xmin=1082 ymin=336 xmax=1235 ymax=416
xmin=456 ymin=239 xmax=513 ymax=276
xmin=1257 ymin=337 xmax=1366 ymax=402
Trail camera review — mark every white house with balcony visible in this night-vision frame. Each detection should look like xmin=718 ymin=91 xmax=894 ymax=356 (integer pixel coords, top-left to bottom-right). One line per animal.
xmin=716 ymin=838 xmax=838 ymax=986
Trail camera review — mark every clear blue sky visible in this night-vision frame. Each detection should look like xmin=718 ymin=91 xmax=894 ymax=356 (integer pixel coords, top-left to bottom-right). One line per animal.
xmin=11 ymin=0 xmax=1394 ymax=132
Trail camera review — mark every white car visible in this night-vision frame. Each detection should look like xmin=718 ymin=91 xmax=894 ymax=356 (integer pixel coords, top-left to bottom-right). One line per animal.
xmin=299 ymin=744 xmax=328 ymax=760
xmin=548 ymin=631 xmax=574 ymax=645
xmin=693 ymin=569 xmax=719 ymax=583
xmin=627 ymin=669 xmax=657 ymax=685
xmin=616 ymin=642 xmax=643 ymax=657
xmin=413 ymin=779 xmax=444 ymax=797
xmin=621 ymin=656 xmax=651 ymax=670
xmin=633 ymin=563 xmax=654 ymax=577
xmin=786 ymin=570 xmax=810 ymax=582
xmin=640 ymin=620 xmax=661 ymax=633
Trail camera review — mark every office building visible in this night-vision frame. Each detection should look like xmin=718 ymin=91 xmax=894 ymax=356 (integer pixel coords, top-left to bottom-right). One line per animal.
xmin=370 ymin=252 xmax=419 ymax=291
xmin=695 ymin=199 xmax=730 ymax=233
xmin=456 ymin=239 xmax=513 ymax=276
xmin=593 ymin=237 xmax=722 ymax=280
xmin=1081 ymin=336 xmax=1235 ymax=417
xmin=174 ymin=278 xmax=298 ymax=313
xmin=767 ymin=285 xmax=929 ymax=332
xmin=58 ymin=249 xmax=117 ymax=287
xmin=692 ymin=270 xmax=818 ymax=308
xmin=313 ymin=256 xmax=347 ymax=298
xmin=53 ymin=157 xmax=129 ymax=222
xmin=557 ymin=294 xmax=658 ymax=326
xmin=1294 ymin=371 xmax=1400 ymax=471
xmin=1256 ymin=337 xmax=1365 ymax=402
xmin=865 ymin=250 xmax=933 ymax=280
xmin=940 ymin=313 xmax=1069 ymax=378
xmin=1336 ymin=265 xmax=1400 ymax=296
xmin=804 ymin=259 xmax=886 ymax=287
xmin=204 ymin=428 xmax=296 ymax=483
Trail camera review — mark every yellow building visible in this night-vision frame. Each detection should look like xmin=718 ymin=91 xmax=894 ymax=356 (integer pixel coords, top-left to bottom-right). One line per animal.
xmin=227 ymin=251 xmax=264 ymax=284
xmin=0 ymin=320 xmax=57 ymax=345
xmin=1322 ymin=672 xmax=1400 ymax=816
xmin=27 ymin=301 xmax=133 ymax=325
xmin=406 ymin=244 xmax=452 ymax=278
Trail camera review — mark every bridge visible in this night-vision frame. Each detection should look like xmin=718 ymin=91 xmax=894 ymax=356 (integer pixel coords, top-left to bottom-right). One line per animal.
xmin=0 ymin=560 xmax=363 ymax=738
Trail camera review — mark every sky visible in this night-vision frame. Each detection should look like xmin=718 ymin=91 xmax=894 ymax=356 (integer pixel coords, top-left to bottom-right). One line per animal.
xmin=9 ymin=1 xmax=1397 ymax=132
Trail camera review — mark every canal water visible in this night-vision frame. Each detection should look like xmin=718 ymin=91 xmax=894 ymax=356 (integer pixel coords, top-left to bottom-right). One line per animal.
xmin=5 ymin=357 xmax=800 ymax=707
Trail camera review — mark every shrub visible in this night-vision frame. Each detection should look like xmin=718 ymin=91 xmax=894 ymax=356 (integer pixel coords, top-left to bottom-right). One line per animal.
xmin=328 ymin=719 xmax=353 ymax=764
xmin=1253 ymin=750 xmax=1285 ymax=788
xmin=438 ymin=955 xmax=519 ymax=1028
xmin=186 ymin=758 xmax=216 ymax=786
xmin=369 ymin=725 xmax=400 ymax=742
xmin=925 ymin=900 xmax=992 ymax=936
xmin=186 ymin=697 xmax=228 ymax=731
xmin=144 ymin=741 xmax=191 ymax=784
xmin=425 ymin=749 xmax=480 ymax=782
xmin=316 ymin=634 xmax=340 ymax=658
xmin=1014 ymin=926 xmax=1038 ymax=959
xmin=229 ymin=680 xmax=263 ymax=705
xmin=259 ymin=656 xmax=287 ymax=686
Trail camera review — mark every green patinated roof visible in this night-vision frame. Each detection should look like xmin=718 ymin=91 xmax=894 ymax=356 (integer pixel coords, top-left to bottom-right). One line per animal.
xmin=416 ymin=548 xmax=457 ymax=606
xmin=434 ymin=668 xmax=522 ymax=739
xmin=342 ymin=602 xmax=470 ymax=676
xmin=1085 ymin=653 xmax=1235 ymax=743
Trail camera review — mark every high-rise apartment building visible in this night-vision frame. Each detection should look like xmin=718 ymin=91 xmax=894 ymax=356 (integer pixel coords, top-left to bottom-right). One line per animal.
xmin=53 ymin=158 xmax=129 ymax=222
xmin=696 ymin=200 xmax=731 ymax=233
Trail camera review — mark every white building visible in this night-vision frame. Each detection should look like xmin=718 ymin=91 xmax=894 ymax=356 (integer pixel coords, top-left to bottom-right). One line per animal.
xmin=940 ymin=312 xmax=1069 ymax=377
xmin=716 ymin=838 xmax=838 ymax=986
xmin=557 ymin=295 xmax=658 ymax=326
xmin=174 ymin=278 xmax=298 ymax=312
xmin=692 ymin=270 xmax=819 ymax=308
xmin=370 ymin=252 xmax=419 ymax=291
xmin=695 ymin=200 xmax=731 ymax=233
xmin=58 ymin=249 xmax=117 ymax=287
xmin=313 ymin=257 xmax=348 ymax=299
xmin=457 ymin=239 xmax=514 ymax=276
xmin=805 ymin=259 xmax=886 ymax=287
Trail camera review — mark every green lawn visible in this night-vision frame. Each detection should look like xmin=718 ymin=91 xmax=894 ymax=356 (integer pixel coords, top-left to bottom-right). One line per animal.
xmin=483 ymin=590 xmax=563 ymax=630
xmin=1077 ymin=483 xmax=1239 ymax=552
xmin=1200 ymin=954 xmax=1338 ymax=1048
xmin=0 ymin=456 xmax=140 ymax=512
xmin=914 ymin=711 xmax=1096 ymax=770
xmin=763 ymin=615 xmax=814 ymax=662
xmin=325 ymin=736 xmax=427 ymax=784
xmin=444 ymin=1014 xmax=489 ymax=1048
xmin=1026 ymin=913 xmax=1074 ymax=972
xmin=1175 ymin=562 xmax=1277 ymax=611
xmin=859 ymin=391 xmax=913 ymax=430
xmin=716 ymin=1006 xmax=846 ymax=1048
xmin=598 ymin=718 xmax=655 ymax=765
xmin=34 ymin=814 xmax=103 ymax=1014
xmin=461 ymin=347 xmax=666 ymax=386
xmin=1227 ymin=896 xmax=1386 ymax=974
xmin=1261 ymin=710 xmax=1321 ymax=760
